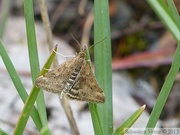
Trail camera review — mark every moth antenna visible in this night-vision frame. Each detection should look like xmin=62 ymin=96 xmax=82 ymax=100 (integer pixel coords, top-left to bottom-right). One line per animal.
xmin=70 ymin=33 xmax=82 ymax=50
xmin=70 ymin=33 xmax=107 ymax=51
xmin=88 ymin=37 xmax=107 ymax=50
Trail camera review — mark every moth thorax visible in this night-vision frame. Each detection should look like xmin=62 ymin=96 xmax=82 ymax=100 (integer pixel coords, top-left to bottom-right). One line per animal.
xmin=79 ymin=51 xmax=85 ymax=58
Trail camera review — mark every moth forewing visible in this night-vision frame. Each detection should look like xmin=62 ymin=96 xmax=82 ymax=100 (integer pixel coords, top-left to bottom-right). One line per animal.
xmin=35 ymin=46 xmax=105 ymax=103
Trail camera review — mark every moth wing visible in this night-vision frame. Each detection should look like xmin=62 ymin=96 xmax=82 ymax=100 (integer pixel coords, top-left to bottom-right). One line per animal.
xmin=66 ymin=61 xmax=105 ymax=103
xmin=35 ymin=58 xmax=76 ymax=94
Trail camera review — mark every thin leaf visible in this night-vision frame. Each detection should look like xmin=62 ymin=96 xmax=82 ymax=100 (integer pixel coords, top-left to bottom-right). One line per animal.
xmin=113 ymin=105 xmax=146 ymax=135
xmin=145 ymin=1 xmax=180 ymax=133
xmin=145 ymin=42 xmax=180 ymax=133
xmin=167 ymin=0 xmax=180 ymax=30
xmin=83 ymin=42 xmax=104 ymax=134
xmin=13 ymin=45 xmax=57 ymax=135
xmin=0 ymin=128 xmax=9 ymax=135
xmin=85 ymin=46 xmax=104 ymax=135
xmin=89 ymin=103 xmax=104 ymax=135
xmin=0 ymin=40 xmax=42 ymax=131
xmin=94 ymin=0 xmax=113 ymax=135
xmin=147 ymin=0 xmax=180 ymax=41
xmin=23 ymin=0 xmax=48 ymax=128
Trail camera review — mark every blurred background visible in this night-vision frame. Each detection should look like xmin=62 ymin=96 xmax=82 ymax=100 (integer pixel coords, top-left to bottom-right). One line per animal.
xmin=0 ymin=0 xmax=180 ymax=134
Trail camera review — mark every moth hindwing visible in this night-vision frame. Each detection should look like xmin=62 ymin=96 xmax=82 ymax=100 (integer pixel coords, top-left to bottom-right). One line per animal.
xmin=35 ymin=46 xmax=105 ymax=103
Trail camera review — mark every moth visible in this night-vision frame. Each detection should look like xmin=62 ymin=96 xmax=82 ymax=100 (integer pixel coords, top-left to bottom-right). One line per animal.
xmin=35 ymin=46 xmax=105 ymax=103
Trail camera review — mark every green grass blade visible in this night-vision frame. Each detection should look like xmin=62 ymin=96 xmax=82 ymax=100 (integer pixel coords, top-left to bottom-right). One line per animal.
xmin=89 ymin=103 xmax=103 ymax=135
xmin=24 ymin=0 xmax=39 ymax=81
xmin=167 ymin=0 xmax=180 ymax=30
xmin=85 ymin=47 xmax=103 ymax=135
xmin=23 ymin=0 xmax=48 ymax=128
xmin=145 ymin=42 xmax=180 ymax=134
xmin=0 ymin=128 xmax=8 ymax=135
xmin=113 ymin=105 xmax=146 ymax=135
xmin=94 ymin=0 xmax=113 ymax=135
xmin=145 ymin=1 xmax=180 ymax=133
xmin=147 ymin=0 xmax=180 ymax=41
xmin=157 ymin=0 xmax=170 ymax=17
xmin=0 ymin=40 xmax=42 ymax=131
xmin=13 ymin=46 xmax=57 ymax=135
xmin=13 ymin=87 xmax=41 ymax=135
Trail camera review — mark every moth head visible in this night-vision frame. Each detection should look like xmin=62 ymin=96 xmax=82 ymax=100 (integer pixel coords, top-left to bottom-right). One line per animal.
xmin=79 ymin=51 xmax=86 ymax=58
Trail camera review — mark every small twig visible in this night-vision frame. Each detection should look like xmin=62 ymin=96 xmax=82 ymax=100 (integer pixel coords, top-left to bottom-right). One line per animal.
xmin=81 ymin=9 xmax=94 ymax=46
xmin=38 ymin=0 xmax=79 ymax=135
xmin=38 ymin=0 xmax=53 ymax=52
xmin=51 ymin=0 xmax=70 ymax=29
xmin=78 ymin=0 xmax=87 ymax=16
xmin=59 ymin=97 xmax=79 ymax=134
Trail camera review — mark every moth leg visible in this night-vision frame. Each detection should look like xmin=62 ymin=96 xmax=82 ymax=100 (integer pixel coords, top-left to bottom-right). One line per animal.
xmin=60 ymin=84 xmax=70 ymax=99
xmin=73 ymin=80 xmax=79 ymax=88
xmin=60 ymin=89 xmax=67 ymax=99
xmin=60 ymin=91 xmax=64 ymax=99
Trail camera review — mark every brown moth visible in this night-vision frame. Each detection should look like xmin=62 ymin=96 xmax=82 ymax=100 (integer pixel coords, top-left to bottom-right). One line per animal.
xmin=35 ymin=46 xmax=105 ymax=103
